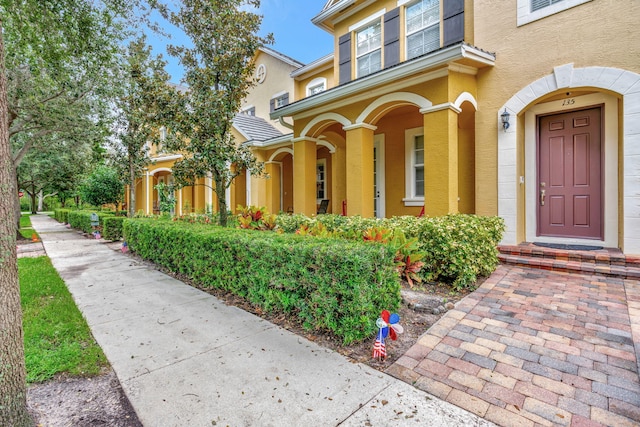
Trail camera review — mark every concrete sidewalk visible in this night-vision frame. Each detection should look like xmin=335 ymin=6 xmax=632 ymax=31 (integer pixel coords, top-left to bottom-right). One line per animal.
xmin=31 ymin=214 xmax=494 ymax=427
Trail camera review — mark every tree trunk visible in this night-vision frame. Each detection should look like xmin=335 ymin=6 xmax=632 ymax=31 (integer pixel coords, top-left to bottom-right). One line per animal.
xmin=14 ymin=173 xmax=21 ymax=238
xmin=129 ymin=157 xmax=136 ymax=218
xmin=0 ymin=21 xmax=33 ymax=426
xmin=215 ymin=175 xmax=228 ymax=227
xmin=29 ymin=184 xmax=36 ymax=214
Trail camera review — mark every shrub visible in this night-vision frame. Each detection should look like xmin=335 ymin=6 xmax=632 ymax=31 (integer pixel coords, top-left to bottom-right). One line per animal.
xmin=124 ymin=218 xmax=401 ymax=344
xmin=103 ymin=217 xmax=125 ymax=241
xmin=274 ymin=213 xmax=504 ymax=290
xmin=80 ymin=166 xmax=124 ymax=207
xmin=67 ymin=211 xmax=116 ymax=234
xmin=54 ymin=209 xmax=71 ymax=224
xmin=417 ymin=214 xmax=505 ymax=290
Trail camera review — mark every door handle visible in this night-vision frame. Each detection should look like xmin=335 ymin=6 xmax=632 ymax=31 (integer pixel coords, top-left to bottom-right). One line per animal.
xmin=540 ymin=189 xmax=546 ymax=206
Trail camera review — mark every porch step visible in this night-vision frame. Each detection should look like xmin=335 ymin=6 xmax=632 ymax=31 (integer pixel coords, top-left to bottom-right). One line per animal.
xmin=498 ymin=243 xmax=640 ymax=280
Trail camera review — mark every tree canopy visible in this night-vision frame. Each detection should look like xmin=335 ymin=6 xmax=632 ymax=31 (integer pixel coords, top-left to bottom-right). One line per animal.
xmin=0 ymin=1 xmax=156 ymax=424
xmin=110 ymin=35 xmax=178 ymax=217
xmin=161 ymin=0 xmax=273 ymax=226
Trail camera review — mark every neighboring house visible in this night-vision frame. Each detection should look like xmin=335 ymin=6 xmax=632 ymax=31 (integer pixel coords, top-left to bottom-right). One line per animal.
xmin=136 ymin=0 xmax=640 ymax=255
xmin=132 ymin=47 xmax=302 ymax=216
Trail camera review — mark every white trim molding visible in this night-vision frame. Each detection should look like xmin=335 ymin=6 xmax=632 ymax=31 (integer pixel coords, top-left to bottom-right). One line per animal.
xmin=517 ymin=0 xmax=593 ymax=27
xmin=498 ymin=64 xmax=640 ymax=254
xmin=300 ymin=113 xmax=352 ymax=138
xmin=357 ymin=92 xmax=433 ymax=124
xmin=268 ymin=147 xmax=294 ymax=162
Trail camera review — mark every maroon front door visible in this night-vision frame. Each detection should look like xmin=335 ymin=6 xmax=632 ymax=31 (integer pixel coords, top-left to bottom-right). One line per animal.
xmin=538 ymin=107 xmax=602 ymax=239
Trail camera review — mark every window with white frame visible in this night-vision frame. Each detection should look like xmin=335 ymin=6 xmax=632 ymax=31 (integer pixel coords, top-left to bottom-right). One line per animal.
xmin=517 ymin=0 xmax=592 ymax=26
xmin=356 ymin=20 xmax=382 ymax=78
xmin=274 ymin=94 xmax=288 ymax=109
xmin=531 ymin=0 xmax=564 ymax=11
xmin=404 ymin=127 xmax=425 ymax=205
xmin=157 ymin=126 xmax=167 ymax=154
xmin=406 ymin=0 xmax=440 ymax=60
xmin=316 ymin=159 xmax=327 ymax=203
xmin=308 ymin=82 xmax=325 ymax=96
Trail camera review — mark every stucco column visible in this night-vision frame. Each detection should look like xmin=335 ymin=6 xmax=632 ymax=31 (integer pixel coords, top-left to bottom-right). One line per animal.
xmin=265 ymin=162 xmax=281 ymax=214
xmin=146 ymin=173 xmax=154 ymax=215
xmin=344 ymin=124 xmax=376 ymax=218
xmin=422 ymin=107 xmax=459 ymax=216
xmin=193 ymin=178 xmax=205 ymax=213
xmin=331 ymin=140 xmax=346 ymax=215
xmin=251 ymin=152 xmax=268 ymax=208
xmin=293 ymin=138 xmax=317 ymax=216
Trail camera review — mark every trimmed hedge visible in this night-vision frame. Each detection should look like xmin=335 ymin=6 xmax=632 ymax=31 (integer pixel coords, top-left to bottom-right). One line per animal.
xmin=124 ymin=218 xmax=401 ymax=344
xmin=103 ymin=217 xmax=125 ymax=241
xmin=67 ymin=211 xmax=116 ymax=234
xmin=276 ymin=213 xmax=505 ymax=290
xmin=54 ymin=209 xmax=71 ymax=224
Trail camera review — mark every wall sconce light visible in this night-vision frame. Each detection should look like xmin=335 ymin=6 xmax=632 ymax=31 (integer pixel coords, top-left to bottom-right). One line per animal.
xmin=501 ymin=108 xmax=511 ymax=131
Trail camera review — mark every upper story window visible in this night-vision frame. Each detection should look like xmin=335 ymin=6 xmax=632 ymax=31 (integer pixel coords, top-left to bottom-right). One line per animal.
xmin=270 ymin=92 xmax=289 ymax=112
xmin=356 ymin=20 xmax=382 ymax=78
xmin=242 ymin=106 xmax=256 ymax=116
xmin=309 ymin=82 xmax=325 ymax=96
xmin=406 ymin=0 xmax=440 ymax=60
xmin=517 ymin=0 xmax=592 ymax=26
xmin=274 ymin=94 xmax=288 ymax=108
xmin=306 ymin=77 xmax=327 ymax=96
xmin=531 ymin=0 xmax=564 ymax=11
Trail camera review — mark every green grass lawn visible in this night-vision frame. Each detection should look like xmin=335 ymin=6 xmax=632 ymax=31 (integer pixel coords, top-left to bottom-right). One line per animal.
xmin=19 ymin=214 xmax=38 ymax=240
xmin=19 ymin=256 xmax=108 ymax=383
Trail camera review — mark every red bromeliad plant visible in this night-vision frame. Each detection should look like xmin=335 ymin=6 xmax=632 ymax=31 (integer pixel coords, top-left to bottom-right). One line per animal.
xmin=237 ymin=206 xmax=277 ymax=231
xmin=390 ymin=231 xmax=425 ymax=288
xmin=362 ymin=226 xmax=392 ymax=242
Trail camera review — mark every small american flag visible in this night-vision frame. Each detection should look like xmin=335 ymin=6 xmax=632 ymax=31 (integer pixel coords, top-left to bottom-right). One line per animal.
xmin=372 ymin=330 xmax=386 ymax=359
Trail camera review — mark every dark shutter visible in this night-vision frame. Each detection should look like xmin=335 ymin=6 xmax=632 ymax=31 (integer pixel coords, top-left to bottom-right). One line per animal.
xmin=384 ymin=8 xmax=400 ymax=68
xmin=270 ymin=98 xmax=275 ymax=113
xmin=338 ymin=33 xmax=352 ymax=85
xmin=443 ymin=0 xmax=464 ymax=46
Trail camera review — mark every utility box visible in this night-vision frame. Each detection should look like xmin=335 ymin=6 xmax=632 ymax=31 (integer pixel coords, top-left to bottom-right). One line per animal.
xmin=90 ymin=213 xmax=99 ymax=227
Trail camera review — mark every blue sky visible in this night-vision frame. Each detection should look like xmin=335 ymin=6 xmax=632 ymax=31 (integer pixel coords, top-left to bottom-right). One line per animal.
xmin=149 ymin=0 xmax=334 ymax=84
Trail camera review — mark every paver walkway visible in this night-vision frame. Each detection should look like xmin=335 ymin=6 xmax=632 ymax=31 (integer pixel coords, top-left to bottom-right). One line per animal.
xmin=388 ymin=265 xmax=640 ymax=427
xmin=30 ymin=214 xmax=493 ymax=427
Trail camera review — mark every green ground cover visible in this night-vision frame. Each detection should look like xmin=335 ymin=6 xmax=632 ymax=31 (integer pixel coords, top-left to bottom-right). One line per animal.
xmin=19 ymin=256 xmax=107 ymax=383
xmin=19 ymin=214 xmax=38 ymax=240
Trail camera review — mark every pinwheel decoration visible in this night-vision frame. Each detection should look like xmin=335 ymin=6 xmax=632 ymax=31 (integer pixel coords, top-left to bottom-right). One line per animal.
xmin=372 ymin=310 xmax=403 ymax=360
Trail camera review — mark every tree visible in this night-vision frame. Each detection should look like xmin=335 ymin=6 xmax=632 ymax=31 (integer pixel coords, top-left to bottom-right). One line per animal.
xmin=2 ymin=0 xmax=152 ymax=234
xmin=16 ymin=134 xmax=94 ymax=212
xmin=0 ymin=2 xmax=155 ymax=423
xmin=162 ymin=0 xmax=273 ymax=226
xmin=0 ymin=17 xmax=31 ymax=426
xmin=110 ymin=36 xmax=177 ymax=218
xmin=80 ymin=165 xmax=125 ymax=207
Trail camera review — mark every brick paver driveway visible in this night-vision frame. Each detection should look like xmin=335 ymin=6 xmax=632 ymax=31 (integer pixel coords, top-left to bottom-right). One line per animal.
xmin=388 ymin=265 xmax=640 ymax=427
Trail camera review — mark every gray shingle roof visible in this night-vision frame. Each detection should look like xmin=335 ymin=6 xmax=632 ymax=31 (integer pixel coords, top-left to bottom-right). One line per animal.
xmin=233 ymin=113 xmax=284 ymax=142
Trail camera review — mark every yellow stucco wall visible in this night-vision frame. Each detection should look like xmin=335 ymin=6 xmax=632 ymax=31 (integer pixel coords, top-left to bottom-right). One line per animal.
xmin=294 ymin=66 xmax=335 ymax=101
xmin=243 ymin=49 xmax=300 ymax=134
xmin=472 ymin=0 xmax=640 ymax=216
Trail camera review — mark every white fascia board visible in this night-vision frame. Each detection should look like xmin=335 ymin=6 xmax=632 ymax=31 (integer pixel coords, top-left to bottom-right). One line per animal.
xmin=258 ymin=47 xmax=305 ymax=68
xmin=311 ymin=0 xmax=355 ymax=30
xmin=291 ymin=54 xmax=334 ymax=78
xmin=271 ymin=44 xmax=495 ymax=120
xmin=153 ymin=154 xmax=183 ymax=162
xmin=244 ymin=133 xmax=294 ymax=149
xmin=232 ymin=123 xmax=252 ymax=141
